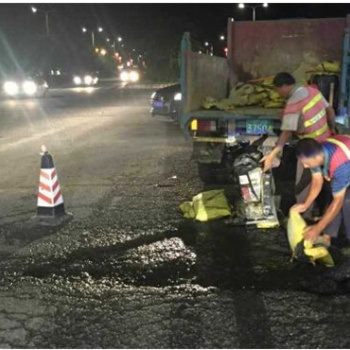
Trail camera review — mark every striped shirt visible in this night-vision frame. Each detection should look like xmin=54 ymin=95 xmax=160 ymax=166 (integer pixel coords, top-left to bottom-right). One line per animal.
xmin=311 ymin=136 xmax=350 ymax=194
xmin=281 ymin=86 xmax=329 ymax=134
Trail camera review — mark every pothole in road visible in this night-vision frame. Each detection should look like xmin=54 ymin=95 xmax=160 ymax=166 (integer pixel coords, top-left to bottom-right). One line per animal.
xmin=22 ymin=224 xmax=197 ymax=288
xmin=19 ymin=220 xmax=323 ymax=292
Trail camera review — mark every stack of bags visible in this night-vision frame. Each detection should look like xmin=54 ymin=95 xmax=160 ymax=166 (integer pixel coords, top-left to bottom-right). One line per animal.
xmin=201 ymin=60 xmax=340 ymax=111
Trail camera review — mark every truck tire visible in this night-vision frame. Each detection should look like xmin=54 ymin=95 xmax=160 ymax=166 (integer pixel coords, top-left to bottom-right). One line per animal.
xmin=198 ymin=163 xmax=216 ymax=184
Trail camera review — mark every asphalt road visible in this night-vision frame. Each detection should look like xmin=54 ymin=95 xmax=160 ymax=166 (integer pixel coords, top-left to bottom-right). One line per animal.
xmin=1 ymin=81 xmax=350 ymax=348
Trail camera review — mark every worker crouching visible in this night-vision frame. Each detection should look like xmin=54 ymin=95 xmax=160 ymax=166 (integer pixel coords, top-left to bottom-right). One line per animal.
xmin=293 ymin=136 xmax=350 ymax=246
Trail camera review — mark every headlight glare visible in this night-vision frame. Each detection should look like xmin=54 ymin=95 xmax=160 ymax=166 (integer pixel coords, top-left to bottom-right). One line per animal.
xmin=22 ymin=81 xmax=37 ymax=95
xmin=174 ymin=92 xmax=182 ymax=101
xmin=129 ymin=71 xmax=139 ymax=82
xmin=84 ymin=75 xmax=93 ymax=85
xmin=4 ymin=81 xmax=19 ymax=96
xmin=73 ymin=76 xmax=82 ymax=85
xmin=120 ymin=71 xmax=129 ymax=81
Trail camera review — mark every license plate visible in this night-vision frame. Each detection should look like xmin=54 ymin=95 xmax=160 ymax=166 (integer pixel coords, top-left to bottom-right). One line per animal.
xmin=153 ymin=101 xmax=164 ymax=108
xmin=246 ymin=119 xmax=273 ymax=135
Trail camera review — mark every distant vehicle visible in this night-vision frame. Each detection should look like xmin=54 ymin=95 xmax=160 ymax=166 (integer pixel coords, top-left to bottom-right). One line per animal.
xmin=2 ymin=73 xmax=49 ymax=98
xmin=150 ymin=84 xmax=181 ymax=120
xmin=72 ymin=72 xmax=99 ymax=87
xmin=120 ymin=67 xmax=141 ymax=83
xmin=46 ymin=67 xmax=70 ymax=87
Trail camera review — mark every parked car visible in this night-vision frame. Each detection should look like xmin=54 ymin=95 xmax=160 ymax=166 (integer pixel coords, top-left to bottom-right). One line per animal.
xmin=150 ymin=84 xmax=181 ymax=120
xmin=2 ymin=73 xmax=49 ymax=98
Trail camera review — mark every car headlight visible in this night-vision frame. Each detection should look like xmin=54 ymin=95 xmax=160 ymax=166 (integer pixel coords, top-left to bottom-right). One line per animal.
xmin=23 ymin=81 xmax=38 ymax=95
xmin=93 ymin=77 xmax=98 ymax=85
xmin=174 ymin=92 xmax=182 ymax=101
xmin=73 ymin=76 xmax=82 ymax=85
xmin=4 ymin=81 xmax=19 ymax=96
xmin=120 ymin=71 xmax=129 ymax=81
xmin=129 ymin=71 xmax=139 ymax=82
xmin=84 ymin=75 xmax=93 ymax=85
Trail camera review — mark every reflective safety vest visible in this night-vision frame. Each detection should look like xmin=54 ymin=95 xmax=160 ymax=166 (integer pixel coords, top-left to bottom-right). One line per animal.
xmin=299 ymin=86 xmax=331 ymax=141
xmin=324 ymin=135 xmax=350 ymax=179
xmin=285 ymin=86 xmax=332 ymax=142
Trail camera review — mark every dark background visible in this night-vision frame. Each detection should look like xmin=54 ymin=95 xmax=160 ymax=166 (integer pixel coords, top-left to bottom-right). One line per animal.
xmin=0 ymin=3 xmax=350 ymax=80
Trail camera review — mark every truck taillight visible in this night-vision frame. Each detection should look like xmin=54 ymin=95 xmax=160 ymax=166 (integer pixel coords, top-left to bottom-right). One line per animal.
xmin=190 ymin=119 xmax=217 ymax=132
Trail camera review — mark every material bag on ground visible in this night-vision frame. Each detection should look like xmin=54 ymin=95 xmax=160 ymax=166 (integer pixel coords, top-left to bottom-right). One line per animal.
xmin=180 ymin=189 xmax=231 ymax=222
xmin=287 ymin=209 xmax=334 ymax=267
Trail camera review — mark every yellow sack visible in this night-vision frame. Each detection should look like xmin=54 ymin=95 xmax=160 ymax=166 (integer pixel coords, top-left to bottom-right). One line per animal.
xmin=314 ymin=60 xmax=341 ymax=74
xmin=247 ymin=92 xmax=269 ymax=106
xmin=287 ymin=209 xmax=334 ymax=267
xmin=180 ymin=189 xmax=231 ymax=222
xmin=214 ymin=98 xmax=235 ymax=111
xmin=202 ymin=96 xmax=217 ymax=109
xmin=268 ymin=89 xmax=282 ymax=101
xmin=263 ymin=100 xmax=285 ymax=108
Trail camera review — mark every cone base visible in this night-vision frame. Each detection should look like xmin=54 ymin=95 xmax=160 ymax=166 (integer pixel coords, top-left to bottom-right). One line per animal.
xmin=34 ymin=204 xmax=73 ymax=227
xmin=37 ymin=203 xmax=66 ymax=217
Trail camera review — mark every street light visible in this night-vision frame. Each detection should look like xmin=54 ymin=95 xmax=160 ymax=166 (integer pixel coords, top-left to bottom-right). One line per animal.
xmin=220 ymin=35 xmax=225 ymax=41
xmin=31 ymin=6 xmax=52 ymax=36
xmin=238 ymin=3 xmax=268 ymax=21
xmin=82 ymin=26 xmax=104 ymax=48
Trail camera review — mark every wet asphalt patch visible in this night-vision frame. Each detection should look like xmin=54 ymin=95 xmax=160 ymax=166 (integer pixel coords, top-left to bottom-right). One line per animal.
xmin=16 ymin=218 xmax=324 ymax=294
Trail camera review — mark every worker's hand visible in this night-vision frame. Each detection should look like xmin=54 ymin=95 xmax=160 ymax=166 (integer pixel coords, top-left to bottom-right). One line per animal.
xmin=303 ymin=225 xmax=322 ymax=243
xmin=260 ymin=153 xmax=275 ymax=172
xmin=291 ymin=203 xmax=309 ymax=213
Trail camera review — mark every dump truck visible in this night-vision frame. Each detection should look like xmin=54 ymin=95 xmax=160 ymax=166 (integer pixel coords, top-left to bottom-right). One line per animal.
xmin=179 ymin=16 xmax=350 ymax=225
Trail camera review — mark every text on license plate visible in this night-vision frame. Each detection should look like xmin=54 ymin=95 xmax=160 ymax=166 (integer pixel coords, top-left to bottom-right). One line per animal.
xmin=153 ymin=101 xmax=164 ymax=108
xmin=246 ymin=119 xmax=273 ymax=135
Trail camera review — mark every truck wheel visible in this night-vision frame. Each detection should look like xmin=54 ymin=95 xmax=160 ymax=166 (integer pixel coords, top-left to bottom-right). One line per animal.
xmin=198 ymin=163 xmax=216 ymax=184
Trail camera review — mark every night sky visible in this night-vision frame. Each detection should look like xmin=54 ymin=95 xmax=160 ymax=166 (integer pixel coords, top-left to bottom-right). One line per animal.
xmin=0 ymin=3 xmax=350 ymax=73
xmin=1 ymin=3 xmax=349 ymax=40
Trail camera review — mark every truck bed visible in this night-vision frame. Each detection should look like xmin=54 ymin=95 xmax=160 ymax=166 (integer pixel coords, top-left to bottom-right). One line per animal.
xmin=189 ymin=107 xmax=282 ymax=118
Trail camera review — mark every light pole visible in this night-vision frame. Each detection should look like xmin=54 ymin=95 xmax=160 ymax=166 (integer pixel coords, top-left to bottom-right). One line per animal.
xmin=112 ymin=36 xmax=123 ymax=54
xmin=238 ymin=3 xmax=268 ymax=21
xmin=31 ymin=6 xmax=52 ymax=36
xmin=82 ymin=26 xmax=103 ymax=48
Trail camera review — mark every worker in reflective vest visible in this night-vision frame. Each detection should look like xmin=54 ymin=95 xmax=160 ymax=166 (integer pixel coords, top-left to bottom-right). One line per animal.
xmin=293 ymin=136 xmax=350 ymax=244
xmin=261 ymin=72 xmax=336 ymax=215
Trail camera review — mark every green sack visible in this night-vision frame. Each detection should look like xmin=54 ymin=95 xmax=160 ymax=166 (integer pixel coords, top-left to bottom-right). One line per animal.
xmin=180 ymin=189 xmax=232 ymax=222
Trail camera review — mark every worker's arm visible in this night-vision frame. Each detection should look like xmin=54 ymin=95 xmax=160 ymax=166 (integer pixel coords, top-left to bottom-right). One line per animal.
xmin=326 ymin=106 xmax=336 ymax=134
xmin=304 ymin=188 xmax=346 ymax=241
xmin=260 ymin=130 xmax=293 ymax=172
xmin=292 ymin=172 xmax=324 ymax=213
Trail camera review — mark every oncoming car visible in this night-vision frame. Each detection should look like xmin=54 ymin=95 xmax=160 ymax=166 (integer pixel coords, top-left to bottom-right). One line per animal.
xmin=3 ymin=74 xmax=49 ymax=98
xmin=120 ymin=68 xmax=140 ymax=83
xmin=73 ymin=73 xmax=98 ymax=87
xmin=150 ymin=84 xmax=181 ymax=121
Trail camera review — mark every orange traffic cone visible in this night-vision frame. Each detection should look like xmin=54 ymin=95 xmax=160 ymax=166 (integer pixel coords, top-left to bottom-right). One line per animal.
xmin=35 ymin=145 xmax=72 ymax=226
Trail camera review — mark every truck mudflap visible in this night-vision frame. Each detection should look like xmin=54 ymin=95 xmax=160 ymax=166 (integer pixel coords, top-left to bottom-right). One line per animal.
xmin=191 ymin=141 xmax=225 ymax=163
